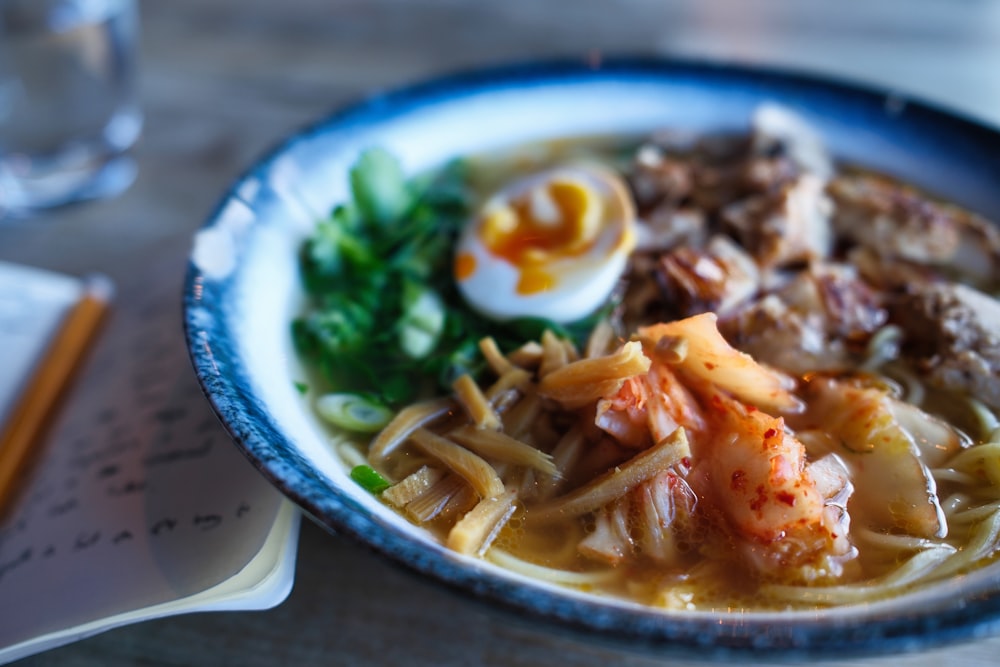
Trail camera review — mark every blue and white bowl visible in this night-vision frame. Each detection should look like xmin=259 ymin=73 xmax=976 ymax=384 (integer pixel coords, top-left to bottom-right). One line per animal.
xmin=183 ymin=58 xmax=1000 ymax=659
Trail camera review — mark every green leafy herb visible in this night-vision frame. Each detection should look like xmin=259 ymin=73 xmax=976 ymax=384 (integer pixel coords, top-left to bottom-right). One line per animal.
xmin=350 ymin=465 xmax=392 ymax=495
xmin=398 ymin=284 xmax=446 ymax=359
xmin=349 ymin=147 xmax=412 ymax=228
xmin=291 ymin=147 xmax=612 ymax=409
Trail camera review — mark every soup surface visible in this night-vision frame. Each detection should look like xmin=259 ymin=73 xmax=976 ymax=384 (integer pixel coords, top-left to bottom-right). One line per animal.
xmin=292 ymin=106 xmax=1000 ymax=611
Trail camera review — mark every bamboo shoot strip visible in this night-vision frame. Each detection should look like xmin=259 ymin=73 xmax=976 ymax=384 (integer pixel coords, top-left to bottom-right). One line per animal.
xmin=584 ymin=319 xmax=615 ymax=359
xmin=368 ymin=397 xmax=456 ymax=464
xmin=529 ymin=428 xmax=690 ymax=524
xmin=484 ymin=367 xmax=534 ymax=403
xmin=534 ymin=425 xmax=586 ymax=501
xmin=507 ymin=341 xmax=544 ymax=369
xmin=405 ymin=474 xmax=469 ymax=523
xmin=448 ymin=489 xmax=518 ymax=556
xmin=538 ymin=329 xmax=569 ymax=378
xmin=452 ymin=374 xmax=501 ymax=430
xmin=409 ymin=428 xmax=505 ymax=498
xmin=499 ymin=390 xmax=542 ymax=439
xmin=382 ymin=465 xmax=445 ymax=507
xmin=478 ymin=336 xmax=514 ymax=376
xmin=538 ymin=341 xmax=650 ymax=409
xmin=449 ymin=425 xmax=558 ymax=476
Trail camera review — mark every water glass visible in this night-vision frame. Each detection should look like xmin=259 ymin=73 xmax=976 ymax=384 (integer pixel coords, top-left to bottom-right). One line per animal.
xmin=0 ymin=0 xmax=141 ymax=218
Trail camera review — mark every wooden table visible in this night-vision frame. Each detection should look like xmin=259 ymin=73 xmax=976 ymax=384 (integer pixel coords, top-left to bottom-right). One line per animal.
xmin=4 ymin=1 xmax=1000 ymax=664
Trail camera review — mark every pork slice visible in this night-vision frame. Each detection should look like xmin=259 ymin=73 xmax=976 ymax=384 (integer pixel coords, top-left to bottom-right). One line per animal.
xmin=751 ymin=103 xmax=834 ymax=181
xmin=829 ymin=173 xmax=1000 ymax=285
xmin=655 ymin=234 xmax=760 ymax=318
xmin=721 ymin=173 xmax=834 ymax=268
xmin=892 ymin=282 xmax=1000 ymax=409
xmin=722 ymin=263 xmax=886 ymax=374
xmin=809 ymin=263 xmax=887 ymax=340
xmin=629 ymin=143 xmax=695 ymax=213
xmin=691 ymin=155 xmax=800 ymax=213
xmin=847 ymin=246 xmax=939 ymax=292
xmin=722 ymin=293 xmax=834 ymax=374
xmin=636 ymin=206 xmax=706 ymax=252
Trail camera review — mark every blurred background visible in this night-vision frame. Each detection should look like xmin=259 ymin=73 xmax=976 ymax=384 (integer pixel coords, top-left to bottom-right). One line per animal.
xmin=9 ymin=0 xmax=1000 ymax=278
xmin=5 ymin=0 xmax=1000 ymax=665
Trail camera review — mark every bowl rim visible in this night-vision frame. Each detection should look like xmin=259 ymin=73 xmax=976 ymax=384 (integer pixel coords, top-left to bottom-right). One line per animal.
xmin=183 ymin=55 xmax=1000 ymax=660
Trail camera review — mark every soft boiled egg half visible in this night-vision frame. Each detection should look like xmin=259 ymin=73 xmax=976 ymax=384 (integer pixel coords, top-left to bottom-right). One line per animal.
xmin=453 ymin=164 xmax=637 ymax=323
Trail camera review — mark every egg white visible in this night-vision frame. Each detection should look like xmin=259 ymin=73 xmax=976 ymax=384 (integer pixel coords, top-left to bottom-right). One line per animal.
xmin=456 ymin=239 xmax=629 ymax=323
xmin=454 ymin=165 xmax=635 ymax=324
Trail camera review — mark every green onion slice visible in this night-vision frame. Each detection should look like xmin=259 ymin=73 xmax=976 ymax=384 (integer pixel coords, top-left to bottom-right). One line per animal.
xmin=399 ymin=287 xmax=446 ymax=359
xmin=316 ymin=392 xmax=394 ymax=433
xmin=350 ymin=465 xmax=391 ymax=495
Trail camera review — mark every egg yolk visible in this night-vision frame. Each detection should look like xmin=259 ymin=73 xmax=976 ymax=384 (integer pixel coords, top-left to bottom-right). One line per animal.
xmin=454 ymin=252 xmax=476 ymax=281
xmin=478 ymin=177 xmax=602 ymax=295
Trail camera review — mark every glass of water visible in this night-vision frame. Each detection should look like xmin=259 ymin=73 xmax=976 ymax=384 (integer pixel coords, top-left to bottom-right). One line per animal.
xmin=0 ymin=0 xmax=141 ymax=218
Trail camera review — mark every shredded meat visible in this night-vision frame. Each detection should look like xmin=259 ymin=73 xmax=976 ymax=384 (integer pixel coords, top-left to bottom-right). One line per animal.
xmin=721 ymin=264 xmax=886 ymax=374
xmin=810 ymin=263 xmax=888 ymax=339
xmin=629 ymin=132 xmax=804 ymax=222
xmin=751 ymin=103 xmax=834 ymax=180
xmin=846 ymin=246 xmax=939 ymax=292
xmin=655 ymin=235 xmax=760 ymax=319
xmin=637 ymin=206 xmax=706 ymax=252
xmin=829 ymin=173 xmax=1000 ymax=285
xmin=891 ymin=282 xmax=1000 ymax=409
xmin=630 ymin=144 xmax=695 ymax=213
xmin=829 ymin=174 xmax=962 ymax=263
xmin=691 ymin=154 xmax=800 ymax=213
xmin=721 ymin=173 xmax=833 ymax=268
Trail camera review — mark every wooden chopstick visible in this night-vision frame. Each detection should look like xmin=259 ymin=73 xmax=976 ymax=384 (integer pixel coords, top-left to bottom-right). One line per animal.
xmin=0 ymin=275 xmax=113 ymax=518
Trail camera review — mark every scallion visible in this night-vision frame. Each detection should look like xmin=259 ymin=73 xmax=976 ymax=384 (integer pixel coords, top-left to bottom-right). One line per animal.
xmin=349 ymin=147 xmax=412 ymax=228
xmin=350 ymin=465 xmax=391 ymax=495
xmin=399 ymin=286 xmax=445 ymax=359
xmin=316 ymin=392 xmax=394 ymax=433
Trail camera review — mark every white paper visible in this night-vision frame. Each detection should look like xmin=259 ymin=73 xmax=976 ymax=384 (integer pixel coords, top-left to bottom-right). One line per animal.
xmin=0 ymin=262 xmax=83 ymax=430
xmin=0 ymin=262 xmax=299 ymax=664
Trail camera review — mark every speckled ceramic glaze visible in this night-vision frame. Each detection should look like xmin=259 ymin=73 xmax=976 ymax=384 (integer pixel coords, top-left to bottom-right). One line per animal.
xmin=183 ymin=58 xmax=1000 ymax=659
